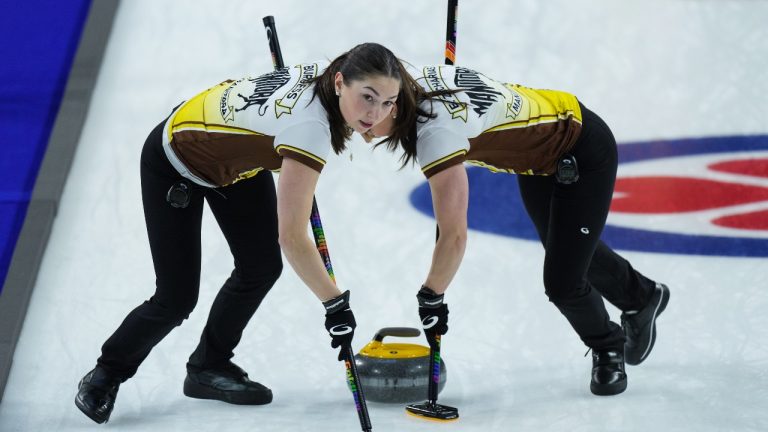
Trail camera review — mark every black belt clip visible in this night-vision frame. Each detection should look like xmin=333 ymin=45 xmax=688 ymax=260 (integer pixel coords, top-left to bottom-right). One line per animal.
xmin=166 ymin=180 xmax=193 ymax=208
xmin=555 ymin=153 xmax=579 ymax=184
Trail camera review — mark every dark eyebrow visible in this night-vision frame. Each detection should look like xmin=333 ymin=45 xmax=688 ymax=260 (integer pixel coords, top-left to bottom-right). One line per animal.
xmin=363 ymin=86 xmax=398 ymax=100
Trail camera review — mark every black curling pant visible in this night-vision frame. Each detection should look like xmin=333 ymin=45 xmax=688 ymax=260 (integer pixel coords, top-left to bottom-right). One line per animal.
xmin=517 ymin=103 xmax=655 ymax=351
xmin=97 ymin=119 xmax=283 ymax=381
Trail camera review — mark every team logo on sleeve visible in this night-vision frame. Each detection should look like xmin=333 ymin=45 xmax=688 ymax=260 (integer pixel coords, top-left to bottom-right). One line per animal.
xmin=275 ymin=64 xmax=318 ymax=118
xmin=505 ymin=89 xmax=523 ymax=119
xmin=423 ymin=66 xmax=468 ymax=121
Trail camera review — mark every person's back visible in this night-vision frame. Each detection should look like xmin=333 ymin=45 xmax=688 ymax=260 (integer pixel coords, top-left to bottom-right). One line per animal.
xmin=408 ymin=64 xmax=582 ymax=178
xmin=164 ymin=62 xmax=331 ymax=188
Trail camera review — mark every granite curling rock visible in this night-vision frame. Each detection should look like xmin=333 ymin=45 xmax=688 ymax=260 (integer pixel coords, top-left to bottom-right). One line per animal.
xmin=354 ymin=327 xmax=447 ymax=403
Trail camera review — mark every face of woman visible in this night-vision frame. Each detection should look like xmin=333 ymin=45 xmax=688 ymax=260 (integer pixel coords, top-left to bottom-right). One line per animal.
xmin=334 ymin=72 xmax=399 ymax=135
xmin=367 ymin=114 xmax=395 ymax=140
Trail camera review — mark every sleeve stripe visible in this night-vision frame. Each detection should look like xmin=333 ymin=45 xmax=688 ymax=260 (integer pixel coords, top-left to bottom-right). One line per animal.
xmin=275 ymin=144 xmax=326 ymax=166
xmin=484 ymin=110 xmax=581 ymax=134
xmin=172 ymin=121 xmax=263 ymax=136
xmin=421 ymin=149 xmax=467 ymax=173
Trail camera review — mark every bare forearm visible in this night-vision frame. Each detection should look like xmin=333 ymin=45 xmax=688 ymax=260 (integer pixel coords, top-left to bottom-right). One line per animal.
xmin=424 ymin=229 xmax=466 ymax=294
xmin=280 ymin=233 xmax=341 ymax=301
xmin=276 ymin=158 xmax=341 ymax=302
xmin=424 ymin=164 xmax=469 ymax=295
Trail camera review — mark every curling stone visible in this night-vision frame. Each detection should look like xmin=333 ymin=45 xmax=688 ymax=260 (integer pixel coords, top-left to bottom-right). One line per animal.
xmin=354 ymin=327 xmax=446 ymax=403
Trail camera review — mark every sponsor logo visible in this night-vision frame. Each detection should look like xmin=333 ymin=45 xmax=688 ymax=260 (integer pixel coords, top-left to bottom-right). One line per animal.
xmin=329 ymin=324 xmax=353 ymax=336
xmin=422 ymin=316 xmax=439 ymax=329
xmin=324 ymin=297 xmax=345 ymax=312
xmin=275 ymin=64 xmax=318 ymax=118
xmin=422 ymin=298 xmax=443 ymax=306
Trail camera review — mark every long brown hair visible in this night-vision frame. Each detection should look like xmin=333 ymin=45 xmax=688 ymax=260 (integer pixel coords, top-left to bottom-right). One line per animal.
xmin=374 ymin=64 xmax=458 ymax=167
xmin=312 ymin=43 xmax=445 ymax=157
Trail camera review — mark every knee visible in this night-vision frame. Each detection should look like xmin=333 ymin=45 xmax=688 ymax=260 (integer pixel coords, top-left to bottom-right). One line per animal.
xmin=146 ymin=295 xmax=198 ymax=326
xmin=256 ymin=262 xmax=283 ymax=290
xmin=227 ymin=258 xmax=283 ymax=294
xmin=542 ymin=272 xmax=589 ymax=305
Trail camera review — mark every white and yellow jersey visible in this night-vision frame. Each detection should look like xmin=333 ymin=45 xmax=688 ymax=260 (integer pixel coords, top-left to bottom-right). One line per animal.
xmin=411 ymin=65 xmax=583 ymax=178
xmin=162 ymin=62 xmax=329 ymax=187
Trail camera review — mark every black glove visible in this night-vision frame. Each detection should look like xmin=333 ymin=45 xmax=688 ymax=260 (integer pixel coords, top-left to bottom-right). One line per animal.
xmin=417 ymin=286 xmax=449 ymax=349
xmin=323 ymin=290 xmax=357 ymax=361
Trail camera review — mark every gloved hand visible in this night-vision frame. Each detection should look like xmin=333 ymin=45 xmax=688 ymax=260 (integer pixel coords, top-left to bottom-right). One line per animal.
xmin=417 ymin=285 xmax=449 ymax=349
xmin=323 ymin=290 xmax=357 ymax=361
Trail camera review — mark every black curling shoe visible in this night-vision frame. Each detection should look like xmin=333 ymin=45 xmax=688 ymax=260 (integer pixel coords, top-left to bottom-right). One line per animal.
xmin=590 ymin=350 xmax=627 ymax=396
xmin=622 ymin=282 xmax=670 ymax=365
xmin=184 ymin=362 xmax=273 ymax=405
xmin=75 ymin=366 xmax=121 ymax=424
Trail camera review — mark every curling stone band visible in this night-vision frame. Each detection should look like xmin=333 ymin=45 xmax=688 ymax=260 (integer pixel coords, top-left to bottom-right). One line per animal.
xmin=354 ymin=327 xmax=447 ymax=403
